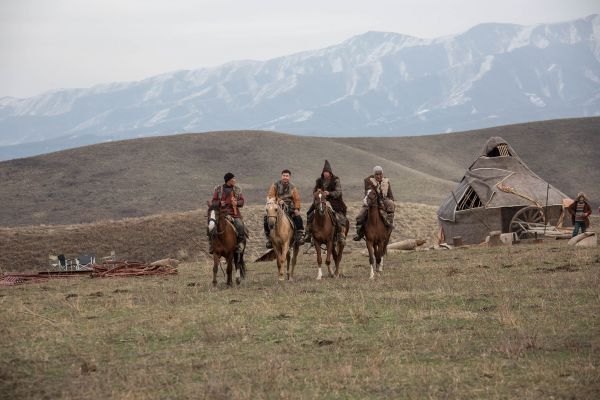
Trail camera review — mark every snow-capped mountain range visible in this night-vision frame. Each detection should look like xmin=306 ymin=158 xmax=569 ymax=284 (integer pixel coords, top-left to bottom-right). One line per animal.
xmin=1 ymin=14 xmax=599 ymax=159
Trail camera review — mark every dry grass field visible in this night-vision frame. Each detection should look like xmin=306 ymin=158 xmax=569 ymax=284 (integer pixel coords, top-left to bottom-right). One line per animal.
xmin=1 ymin=117 xmax=599 ymax=398
xmin=1 ymin=237 xmax=599 ymax=399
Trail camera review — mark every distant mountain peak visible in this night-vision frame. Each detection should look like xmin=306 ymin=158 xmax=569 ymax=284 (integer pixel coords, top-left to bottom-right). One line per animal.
xmin=0 ymin=14 xmax=599 ymax=160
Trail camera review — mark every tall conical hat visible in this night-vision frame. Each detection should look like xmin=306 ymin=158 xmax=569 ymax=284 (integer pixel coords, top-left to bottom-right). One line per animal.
xmin=322 ymin=160 xmax=332 ymax=174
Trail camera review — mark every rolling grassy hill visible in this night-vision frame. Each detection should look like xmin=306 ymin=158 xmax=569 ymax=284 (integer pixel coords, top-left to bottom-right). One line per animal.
xmin=0 ymin=117 xmax=598 ymax=228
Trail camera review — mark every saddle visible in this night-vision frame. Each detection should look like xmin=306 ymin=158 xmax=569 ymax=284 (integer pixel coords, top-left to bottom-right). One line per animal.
xmin=283 ymin=211 xmax=297 ymax=233
xmin=225 ymin=215 xmax=249 ymax=238
xmin=323 ymin=201 xmax=347 ymax=228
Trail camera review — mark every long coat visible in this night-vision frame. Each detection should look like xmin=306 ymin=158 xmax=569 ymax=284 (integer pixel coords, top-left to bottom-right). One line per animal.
xmin=314 ymin=175 xmax=347 ymax=215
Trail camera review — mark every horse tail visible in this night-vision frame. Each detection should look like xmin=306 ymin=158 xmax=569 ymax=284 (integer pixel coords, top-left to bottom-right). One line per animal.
xmin=240 ymin=257 xmax=246 ymax=278
xmin=235 ymin=251 xmax=246 ymax=278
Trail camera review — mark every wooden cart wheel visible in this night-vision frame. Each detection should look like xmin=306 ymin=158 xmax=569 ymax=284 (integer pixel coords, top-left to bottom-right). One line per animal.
xmin=509 ymin=206 xmax=545 ymax=239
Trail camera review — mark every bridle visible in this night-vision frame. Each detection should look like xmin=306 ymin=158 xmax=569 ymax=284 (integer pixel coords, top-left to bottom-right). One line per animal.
xmin=266 ymin=200 xmax=283 ymax=226
xmin=366 ymin=187 xmax=383 ymax=208
xmin=315 ymin=191 xmax=327 ymax=214
xmin=208 ymin=206 xmax=226 ymax=235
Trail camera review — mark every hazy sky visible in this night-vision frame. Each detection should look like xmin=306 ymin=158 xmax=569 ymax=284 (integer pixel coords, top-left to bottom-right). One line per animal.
xmin=2 ymin=0 xmax=599 ymax=98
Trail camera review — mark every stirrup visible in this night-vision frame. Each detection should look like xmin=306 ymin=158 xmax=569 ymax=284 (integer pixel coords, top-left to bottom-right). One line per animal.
xmin=295 ymin=231 xmax=305 ymax=245
xmin=353 ymin=233 xmax=363 ymax=241
xmin=265 ymin=241 xmax=273 ymax=249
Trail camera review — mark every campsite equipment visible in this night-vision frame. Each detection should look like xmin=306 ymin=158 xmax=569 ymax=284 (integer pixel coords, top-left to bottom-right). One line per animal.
xmin=437 ymin=137 xmax=570 ymax=245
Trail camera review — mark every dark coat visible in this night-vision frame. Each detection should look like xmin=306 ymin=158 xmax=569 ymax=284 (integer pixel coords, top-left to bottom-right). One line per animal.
xmin=314 ymin=175 xmax=347 ymax=215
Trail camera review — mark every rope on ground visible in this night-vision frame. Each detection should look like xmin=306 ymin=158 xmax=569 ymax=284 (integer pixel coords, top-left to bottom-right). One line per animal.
xmin=1 ymin=259 xmax=178 ymax=286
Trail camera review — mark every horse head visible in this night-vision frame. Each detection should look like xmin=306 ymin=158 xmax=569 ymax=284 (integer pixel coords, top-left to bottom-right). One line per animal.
xmin=207 ymin=201 xmax=219 ymax=235
xmin=313 ymin=189 xmax=327 ymax=214
xmin=265 ymin=198 xmax=280 ymax=230
xmin=365 ymin=188 xmax=380 ymax=208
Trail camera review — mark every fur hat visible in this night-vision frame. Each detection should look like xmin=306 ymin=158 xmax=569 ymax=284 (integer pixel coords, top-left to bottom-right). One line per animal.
xmin=224 ymin=172 xmax=235 ymax=183
xmin=322 ymin=160 xmax=332 ymax=174
xmin=576 ymin=192 xmax=588 ymax=201
xmin=373 ymin=166 xmax=383 ymax=174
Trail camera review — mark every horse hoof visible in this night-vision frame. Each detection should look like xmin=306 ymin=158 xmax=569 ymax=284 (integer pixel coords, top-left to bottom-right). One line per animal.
xmin=369 ymin=273 xmax=374 ymax=280
xmin=236 ymin=278 xmax=241 ymax=285
xmin=212 ymin=281 xmax=217 ymax=287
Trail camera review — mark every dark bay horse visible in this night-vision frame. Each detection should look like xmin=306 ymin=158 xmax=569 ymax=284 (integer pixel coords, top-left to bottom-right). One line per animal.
xmin=207 ymin=203 xmax=245 ymax=286
xmin=311 ymin=189 xmax=348 ymax=279
xmin=364 ymin=188 xmax=392 ymax=279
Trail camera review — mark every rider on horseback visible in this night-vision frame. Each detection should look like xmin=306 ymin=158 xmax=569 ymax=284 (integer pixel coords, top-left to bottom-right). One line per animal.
xmin=209 ymin=172 xmax=247 ymax=254
xmin=305 ymin=160 xmax=348 ymax=244
xmin=264 ymin=169 xmax=305 ymax=248
xmin=353 ymin=166 xmax=395 ymax=241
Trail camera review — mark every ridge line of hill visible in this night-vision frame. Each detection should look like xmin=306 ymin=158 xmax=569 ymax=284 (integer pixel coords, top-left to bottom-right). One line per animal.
xmin=324 ymin=138 xmax=459 ymax=185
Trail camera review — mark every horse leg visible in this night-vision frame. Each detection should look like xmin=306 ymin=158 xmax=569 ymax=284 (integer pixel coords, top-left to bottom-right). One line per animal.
xmin=278 ymin=244 xmax=288 ymax=281
xmin=212 ymin=255 xmax=219 ymax=287
xmin=333 ymin=242 xmax=342 ymax=278
xmin=315 ymin=240 xmax=323 ymax=280
xmin=376 ymin=242 xmax=383 ymax=274
xmin=277 ymin=253 xmax=285 ymax=281
xmin=226 ymin=255 xmax=234 ymax=286
xmin=325 ymin=240 xmax=334 ymax=277
xmin=366 ymin=240 xmax=375 ymax=279
xmin=335 ymin=221 xmax=348 ymax=278
xmin=234 ymin=253 xmax=242 ymax=285
xmin=289 ymin=244 xmax=299 ymax=281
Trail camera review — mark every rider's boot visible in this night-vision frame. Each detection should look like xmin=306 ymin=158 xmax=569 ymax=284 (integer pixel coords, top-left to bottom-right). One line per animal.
xmin=265 ymin=234 xmax=273 ymax=249
xmin=235 ymin=239 xmax=245 ymax=254
xmin=303 ymin=222 xmax=312 ymax=242
xmin=353 ymin=224 xmax=364 ymax=241
xmin=295 ymin=230 xmax=305 ymax=246
xmin=337 ymin=228 xmax=346 ymax=245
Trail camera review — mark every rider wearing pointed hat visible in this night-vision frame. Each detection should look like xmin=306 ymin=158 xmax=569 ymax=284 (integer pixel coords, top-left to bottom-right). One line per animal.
xmin=305 ymin=160 xmax=347 ymax=243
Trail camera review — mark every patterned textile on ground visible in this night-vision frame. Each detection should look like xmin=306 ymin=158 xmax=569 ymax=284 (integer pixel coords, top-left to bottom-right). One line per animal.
xmin=1 ymin=260 xmax=179 ymax=286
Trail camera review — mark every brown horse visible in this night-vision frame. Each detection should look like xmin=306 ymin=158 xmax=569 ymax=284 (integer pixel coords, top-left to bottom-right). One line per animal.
xmin=207 ymin=203 xmax=245 ymax=286
xmin=265 ymin=199 xmax=299 ymax=281
xmin=364 ymin=188 xmax=392 ymax=279
xmin=311 ymin=189 xmax=348 ymax=279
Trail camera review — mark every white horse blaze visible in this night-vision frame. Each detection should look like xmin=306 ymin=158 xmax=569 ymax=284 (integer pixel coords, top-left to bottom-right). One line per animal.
xmin=208 ymin=210 xmax=216 ymax=231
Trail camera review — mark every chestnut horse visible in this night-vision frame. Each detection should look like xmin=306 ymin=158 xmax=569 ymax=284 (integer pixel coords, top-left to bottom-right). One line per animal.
xmin=364 ymin=188 xmax=392 ymax=279
xmin=207 ymin=203 xmax=245 ymax=286
xmin=265 ymin=199 xmax=299 ymax=281
xmin=311 ymin=189 xmax=348 ymax=279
